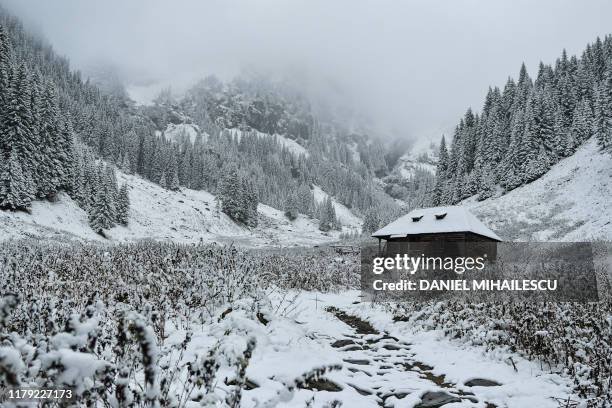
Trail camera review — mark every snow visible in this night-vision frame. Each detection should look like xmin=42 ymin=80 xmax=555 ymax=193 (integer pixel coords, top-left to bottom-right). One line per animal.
xmin=372 ymin=205 xmax=502 ymax=241
xmin=311 ymin=185 xmax=362 ymax=232
xmin=395 ymin=137 xmax=438 ymax=179
xmin=0 ymin=171 xmax=351 ymax=247
xmin=0 ymin=192 xmax=102 ymax=242
xmin=230 ymin=129 xmax=309 ymax=157
xmin=44 ymin=349 xmax=107 ymax=392
xmin=163 ymin=123 xmax=202 ymax=144
xmin=466 ymin=138 xmax=612 ymax=241
xmin=208 ymin=290 xmax=578 ymax=407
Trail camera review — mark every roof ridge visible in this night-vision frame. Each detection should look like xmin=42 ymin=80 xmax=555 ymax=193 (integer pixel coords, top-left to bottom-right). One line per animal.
xmin=372 ymin=205 xmax=502 ymax=241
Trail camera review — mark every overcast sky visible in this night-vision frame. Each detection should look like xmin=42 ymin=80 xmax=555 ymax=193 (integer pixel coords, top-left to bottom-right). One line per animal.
xmin=3 ymin=0 xmax=612 ymax=140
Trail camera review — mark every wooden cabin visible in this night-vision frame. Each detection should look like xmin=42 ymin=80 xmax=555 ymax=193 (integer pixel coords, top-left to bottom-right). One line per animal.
xmin=371 ymin=206 xmax=502 ymax=259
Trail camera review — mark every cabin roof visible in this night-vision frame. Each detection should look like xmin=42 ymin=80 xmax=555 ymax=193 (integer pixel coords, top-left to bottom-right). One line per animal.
xmin=372 ymin=206 xmax=502 ymax=241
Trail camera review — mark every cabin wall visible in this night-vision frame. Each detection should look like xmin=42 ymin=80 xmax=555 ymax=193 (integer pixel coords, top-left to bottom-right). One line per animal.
xmin=382 ymin=232 xmax=498 ymax=260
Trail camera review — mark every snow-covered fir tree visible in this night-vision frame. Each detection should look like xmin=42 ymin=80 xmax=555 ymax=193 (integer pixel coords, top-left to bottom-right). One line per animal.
xmin=318 ymin=196 xmax=339 ymax=232
xmin=362 ymin=208 xmax=381 ymax=234
xmin=0 ymin=149 xmax=34 ymax=211
xmin=434 ymin=35 xmax=612 ymax=204
xmin=88 ymin=165 xmax=118 ymax=235
xmin=219 ymin=166 xmax=258 ymax=227
xmin=116 ymin=183 xmax=130 ymax=226
xmin=0 ymin=18 xmax=120 ymax=228
xmin=284 ymin=192 xmax=299 ymax=221
xmin=594 ymin=72 xmax=612 ymax=152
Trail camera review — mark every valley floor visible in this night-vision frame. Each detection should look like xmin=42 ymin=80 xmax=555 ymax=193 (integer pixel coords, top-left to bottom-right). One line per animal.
xmin=192 ymin=291 xmax=578 ymax=408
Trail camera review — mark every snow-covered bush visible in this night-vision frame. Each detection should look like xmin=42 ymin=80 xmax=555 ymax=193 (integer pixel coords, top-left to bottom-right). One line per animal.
xmin=0 ymin=241 xmax=358 ymax=406
xmin=392 ymin=299 xmax=612 ymax=407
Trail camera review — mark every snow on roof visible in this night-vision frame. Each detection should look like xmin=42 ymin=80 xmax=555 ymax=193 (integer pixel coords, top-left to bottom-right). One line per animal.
xmin=372 ymin=206 xmax=502 ymax=241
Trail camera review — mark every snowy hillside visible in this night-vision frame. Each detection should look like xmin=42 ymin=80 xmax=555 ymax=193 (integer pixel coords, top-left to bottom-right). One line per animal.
xmin=394 ymin=138 xmax=438 ymax=179
xmin=312 ymin=185 xmax=362 ymax=232
xmin=0 ymin=171 xmax=362 ymax=247
xmin=229 ymin=128 xmax=309 ymax=157
xmin=162 ymin=123 xmax=202 ymax=144
xmin=467 ymin=138 xmax=612 ymax=241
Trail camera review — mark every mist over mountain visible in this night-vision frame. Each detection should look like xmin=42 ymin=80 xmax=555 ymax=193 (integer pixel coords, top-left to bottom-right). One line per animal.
xmin=4 ymin=0 xmax=612 ymax=140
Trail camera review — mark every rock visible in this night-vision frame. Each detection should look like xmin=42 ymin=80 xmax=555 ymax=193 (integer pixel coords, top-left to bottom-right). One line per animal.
xmin=331 ymin=339 xmax=356 ymax=348
xmin=415 ymin=391 xmax=461 ymax=408
xmin=326 ymin=306 xmax=379 ymax=335
xmin=465 ymin=378 xmax=502 ymax=387
xmin=256 ymin=312 xmax=269 ymax=325
xmin=225 ymin=377 xmax=259 ymax=390
xmin=301 ymin=377 xmax=343 ymax=392
xmin=343 ymin=358 xmax=371 ymax=365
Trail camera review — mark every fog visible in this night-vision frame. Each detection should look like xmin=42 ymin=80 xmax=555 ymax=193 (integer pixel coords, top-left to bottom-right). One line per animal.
xmin=4 ymin=0 xmax=612 ymax=140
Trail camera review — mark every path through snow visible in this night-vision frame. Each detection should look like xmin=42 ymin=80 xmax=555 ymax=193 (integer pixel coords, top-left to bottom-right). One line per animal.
xmin=324 ymin=305 xmax=496 ymax=407
xmin=241 ymin=291 xmax=577 ymax=407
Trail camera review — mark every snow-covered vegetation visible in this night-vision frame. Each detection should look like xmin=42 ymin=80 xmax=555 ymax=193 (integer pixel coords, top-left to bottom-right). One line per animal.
xmin=3 ymin=243 xmax=608 ymax=407
xmin=0 ymin=242 xmax=359 ymax=407
xmin=390 ymin=299 xmax=612 ymax=407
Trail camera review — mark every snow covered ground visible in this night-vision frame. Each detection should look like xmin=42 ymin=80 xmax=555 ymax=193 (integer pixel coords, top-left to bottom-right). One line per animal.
xmin=162 ymin=122 xmax=202 ymax=144
xmin=395 ymin=138 xmax=438 ymax=179
xmin=188 ymin=290 xmax=578 ymax=407
xmin=0 ymin=171 xmax=360 ymax=247
xmin=467 ymin=138 xmax=612 ymax=241
xmin=229 ymin=128 xmax=310 ymax=157
xmin=312 ymin=185 xmax=363 ymax=233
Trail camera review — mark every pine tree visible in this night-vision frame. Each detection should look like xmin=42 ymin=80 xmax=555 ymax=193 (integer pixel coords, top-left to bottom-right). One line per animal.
xmin=120 ymin=152 xmax=131 ymax=174
xmin=37 ymin=81 xmax=62 ymax=198
xmin=243 ymin=179 xmax=258 ymax=227
xmin=517 ymin=98 xmax=541 ymax=183
xmin=500 ymin=108 xmax=525 ymax=190
xmin=284 ymin=192 xmax=299 ymax=221
xmin=434 ymin=37 xmax=612 ymax=198
xmin=1 ymin=64 xmax=36 ymax=176
xmin=594 ymin=74 xmax=612 ymax=152
xmin=465 ymin=168 xmax=480 ymax=197
xmin=432 ymin=136 xmax=448 ymax=205
xmin=220 ymin=166 xmax=240 ymax=219
xmin=477 ymin=165 xmax=496 ymax=201
xmin=88 ymin=168 xmax=116 ymax=235
xmin=159 ymin=171 xmax=167 ymax=189
xmin=0 ymin=149 xmax=34 ymax=211
xmin=362 ymin=208 xmax=381 ymax=234
xmin=116 ymin=183 xmax=130 ymax=226
xmin=515 ymin=62 xmax=533 ymax=109
xmin=169 ymin=166 xmax=180 ymax=191
xmin=297 ymin=183 xmax=315 ymax=216
xmin=318 ymin=196 xmax=338 ymax=232
xmin=105 ymin=166 xmax=119 ymax=206
xmin=0 ymin=25 xmax=10 ymax=98
xmin=58 ymin=118 xmax=75 ymax=191
xmin=570 ymin=98 xmax=593 ymax=145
